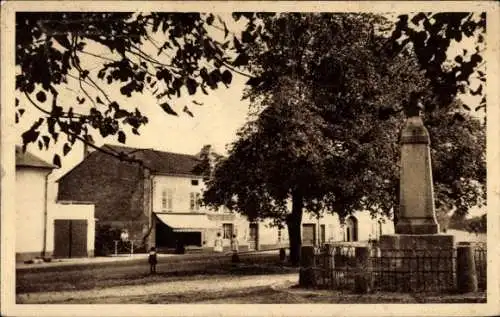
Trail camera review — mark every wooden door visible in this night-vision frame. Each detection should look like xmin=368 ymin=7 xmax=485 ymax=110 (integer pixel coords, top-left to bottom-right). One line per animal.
xmin=53 ymin=220 xmax=70 ymax=258
xmin=70 ymin=220 xmax=88 ymax=257
xmin=302 ymin=224 xmax=316 ymax=246
xmin=53 ymin=219 xmax=88 ymax=258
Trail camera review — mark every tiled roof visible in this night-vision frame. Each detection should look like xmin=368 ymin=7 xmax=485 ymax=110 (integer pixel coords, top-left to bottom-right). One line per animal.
xmin=15 ymin=145 xmax=54 ymax=169
xmin=101 ymin=144 xmax=201 ymax=175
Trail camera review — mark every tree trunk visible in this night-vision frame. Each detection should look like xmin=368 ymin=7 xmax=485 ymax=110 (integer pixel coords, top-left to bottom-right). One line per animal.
xmin=286 ymin=191 xmax=304 ymax=266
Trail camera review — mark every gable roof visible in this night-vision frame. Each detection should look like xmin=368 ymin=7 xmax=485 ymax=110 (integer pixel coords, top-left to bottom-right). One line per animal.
xmin=15 ymin=146 xmax=54 ymax=169
xmin=99 ymin=144 xmax=201 ymax=175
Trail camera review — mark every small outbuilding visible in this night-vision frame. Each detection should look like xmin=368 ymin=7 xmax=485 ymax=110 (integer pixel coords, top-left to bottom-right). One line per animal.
xmin=16 ymin=146 xmax=95 ymax=261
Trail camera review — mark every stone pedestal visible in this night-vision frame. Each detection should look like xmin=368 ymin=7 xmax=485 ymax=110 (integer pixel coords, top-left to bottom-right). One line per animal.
xmin=379 ymin=234 xmax=455 ymax=292
xmin=379 ymin=234 xmax=454 ymax=251
xmin=396 ymin=116 xmax=439 ymax=234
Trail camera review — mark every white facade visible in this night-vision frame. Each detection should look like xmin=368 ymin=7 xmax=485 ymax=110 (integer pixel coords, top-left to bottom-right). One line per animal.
xmin=47 ymin=202 xmax=95 ymax=256
xmin=152 ymin=174 xmax=205 ymax=214
xmin=254 ymin=210 xmax=394 ymax=250
xmin=16 ymin=165 xmax=96 ymax=261
xmin=150 ymin=173 xmax=394 ymax=251
xmin=16 ymin=167 xmax=51 ymax=260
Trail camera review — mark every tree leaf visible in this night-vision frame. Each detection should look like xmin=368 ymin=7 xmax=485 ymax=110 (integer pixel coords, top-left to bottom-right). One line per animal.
xmin=53 ymin=154 xmax=61 ymax=168
xmin=63 ymin=143 xmax=71 ymax=156
xmin=183 ymin=105 xmax=194 ymax=117
xmin=36 ymin=91 xmax=47 ymax=103
xmin=221 ymin=70 xmax=232 ymax=85
xmin=233 ymin=53 xmax=249 ymax=67
xmin=114 ymin=109 xmax=129 ymax=119
xmin=159 ymin=102 xmax=178 ymax=116
xmin=186 ymin=78 xmax=197 ymax=95
xmin=118 ymin=131 xmax=126 ymax=144
xmin=42 ymin=135 xmax=50 ymax=149
xmin=54 ymin=35 xmax=71 ymax=49
xmin=207 ymin=14 xmax=215 ymax=25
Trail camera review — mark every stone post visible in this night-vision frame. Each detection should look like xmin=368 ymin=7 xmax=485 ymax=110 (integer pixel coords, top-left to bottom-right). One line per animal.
xmin=354 ymin=246 xmax=372 ymax=294
xmin=299 ymin=246 xmax=316 ymax=288
xmin=456 ymin=243 xmax=478 ymax=293
xmin=323 ymin=244 xmax=334 ymax=270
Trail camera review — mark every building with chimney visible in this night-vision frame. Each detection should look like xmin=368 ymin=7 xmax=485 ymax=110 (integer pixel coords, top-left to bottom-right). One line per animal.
xmin=57 ymin=144 xmax=393 ymax=255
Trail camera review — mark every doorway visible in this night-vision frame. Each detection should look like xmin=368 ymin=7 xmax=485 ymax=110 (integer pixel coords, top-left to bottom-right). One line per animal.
xmin=302 ymin=224 xmax=316 ymax=246
xmin=53 ymin=219 xmax=88 ymax=258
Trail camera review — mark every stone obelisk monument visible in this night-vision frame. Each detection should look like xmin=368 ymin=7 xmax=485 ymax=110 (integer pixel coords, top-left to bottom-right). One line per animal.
xmin=380 ymin=92 xmax=454 ymax=250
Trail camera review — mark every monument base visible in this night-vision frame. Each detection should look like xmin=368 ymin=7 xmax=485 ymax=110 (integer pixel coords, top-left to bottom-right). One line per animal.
xmin=377 ymin=234 xmax=456 ymax=292
xmin=394 ymin=218 xmax=439 ymax=234
xmin=379 ymin=234 xmax=454 ymax=250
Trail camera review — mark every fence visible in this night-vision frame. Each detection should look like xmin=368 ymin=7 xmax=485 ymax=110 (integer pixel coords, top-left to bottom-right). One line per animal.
xmin=306 ymin=242 xmax=486 ymax=293
xmin=473 ymin=243 xmax=487 ymax=290
xmin=112 ymin=240 xmax=143 ymax=256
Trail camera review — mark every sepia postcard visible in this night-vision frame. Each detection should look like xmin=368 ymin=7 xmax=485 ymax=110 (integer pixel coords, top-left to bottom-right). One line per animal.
xmin=1 ymin=1 xmax=499 ymax=316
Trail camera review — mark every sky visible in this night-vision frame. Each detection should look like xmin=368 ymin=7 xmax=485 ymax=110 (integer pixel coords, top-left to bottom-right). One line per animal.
xmin=16 ymin=13 xmax=251 ymax=179
xmin=14 ymin=12 xmax=487 ymax=218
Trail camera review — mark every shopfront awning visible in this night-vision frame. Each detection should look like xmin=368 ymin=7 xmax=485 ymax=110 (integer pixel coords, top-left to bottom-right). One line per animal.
xmin=155 ymin=213 xmax=218 ymax=232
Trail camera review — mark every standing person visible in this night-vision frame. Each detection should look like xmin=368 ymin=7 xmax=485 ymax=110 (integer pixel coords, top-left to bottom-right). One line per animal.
xmin=230 ymin=234 xmax=240 ymax=263
xmin=148 ymin=247 xmax=157 ymax=274
xmin=214 ymin=232 xmax=223 ymax=253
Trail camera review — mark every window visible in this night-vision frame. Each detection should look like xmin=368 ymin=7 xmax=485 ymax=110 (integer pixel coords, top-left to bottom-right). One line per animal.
xmin=190 ymin=192 xmax=201 ymax=211
xmin=191 ymin=179 xmax=199 ymax=186
xmin=223 ymin=223 xmax=233 ymax=239
xmin=161 ymin=189 xmax=173 ymax=212
xmin=346 ymin=216 xmax=358 ymax=242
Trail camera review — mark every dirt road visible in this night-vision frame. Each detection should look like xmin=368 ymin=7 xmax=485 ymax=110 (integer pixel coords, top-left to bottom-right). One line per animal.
xmin=17 ymin=273 xmax=298 ymax=304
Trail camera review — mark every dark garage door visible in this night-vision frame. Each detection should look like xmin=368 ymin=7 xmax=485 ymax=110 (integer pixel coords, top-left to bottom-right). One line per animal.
xmin=53 ymin=219 xmax=88 ymax=258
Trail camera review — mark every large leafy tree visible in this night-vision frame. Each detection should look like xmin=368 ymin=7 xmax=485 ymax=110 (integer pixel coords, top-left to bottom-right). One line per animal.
xmin=203 ymin=13 xmax=419 ymax=264
xmin=202 ymin=13 xmax=486 ymax=265
xmin=16 ymin=11 xmax=486 ymax=167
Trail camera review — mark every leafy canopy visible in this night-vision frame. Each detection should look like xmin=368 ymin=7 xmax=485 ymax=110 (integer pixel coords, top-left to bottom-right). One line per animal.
xmin=16 ymin=11 xmax=486 ymax=169
xmin=202 ymin=13 xmax=485 ymax=225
